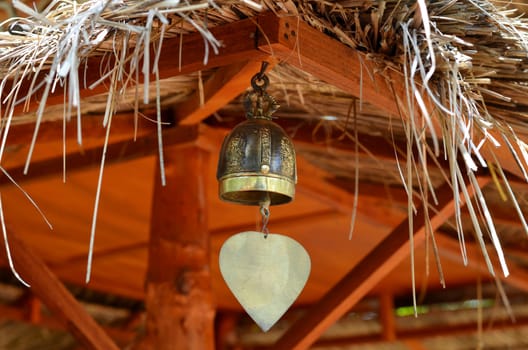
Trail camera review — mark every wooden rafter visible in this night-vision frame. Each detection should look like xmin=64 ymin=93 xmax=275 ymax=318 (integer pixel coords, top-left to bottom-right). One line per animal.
xmin=48 ymin=210 xmax=340 ymax=274
xmin=175 ymin=59 xmax=274 ymax=125
xmin=7 ymin=230 xmax=119 ymax=350
xmin=6 ymin=11 xmax=525 ymax=181
xmin=0 ymin=124 xmax=199 ymax=186
xmin=272 ymin=177 xmax=491 ymax=349
xmin=11 ymin=16 xmax=272 ymax=116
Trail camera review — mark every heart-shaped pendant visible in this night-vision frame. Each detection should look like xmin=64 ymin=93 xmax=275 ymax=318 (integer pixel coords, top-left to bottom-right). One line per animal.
xmin=219 ymin=231 xmax=311 ymax=332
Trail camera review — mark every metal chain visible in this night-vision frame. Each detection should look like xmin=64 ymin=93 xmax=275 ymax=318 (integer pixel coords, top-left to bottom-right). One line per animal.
xmin=259 ymin=195 xmax=271 ymax=238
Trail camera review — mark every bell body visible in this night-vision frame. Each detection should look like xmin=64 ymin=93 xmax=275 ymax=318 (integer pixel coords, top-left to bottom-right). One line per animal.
xmin=217 ymin=118 xmax=296 ymax=205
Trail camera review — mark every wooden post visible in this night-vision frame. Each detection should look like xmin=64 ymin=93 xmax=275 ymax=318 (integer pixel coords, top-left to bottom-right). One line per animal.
xmin=143 ymin=145 xmax=214 ymax=350
xmin=379 ymin=293 xmax=396 ymax=342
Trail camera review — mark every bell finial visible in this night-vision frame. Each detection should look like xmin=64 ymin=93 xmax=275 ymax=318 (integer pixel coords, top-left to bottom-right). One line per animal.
xmin=244 ymin=72 xmax=280 ymax=120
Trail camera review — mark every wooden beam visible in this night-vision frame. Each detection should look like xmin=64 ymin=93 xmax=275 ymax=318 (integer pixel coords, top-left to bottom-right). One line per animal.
xmin=256 ymin=15 xmax=399 ymax=117
xmin=142 ymin=145 xmax=214 ymax=350
xmin=5 ymin=112 xmax=164 ymax=146
xmin=254 ymin=15 xmax=527 ymax=179
xmin=50 ymin=210 xmax=340 ymax=272
xmin=0 ymin=124 xmax=199 ymax=186
xmin=436 ymin=233 xmax=528 ymax=292
xmin=272 ymin=177 xmax=490 ymax=349
xmin=8 ymin=230 xmax=119 ymax=350
xmin=10 ymin=14 xmax=276 ymax=116
xmin=175 ymin=60 xmax=274 ymax=125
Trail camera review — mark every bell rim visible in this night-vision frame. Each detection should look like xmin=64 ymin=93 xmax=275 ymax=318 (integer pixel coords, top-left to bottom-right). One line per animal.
xmin=218 ymin=173 xmax=295 ymax=206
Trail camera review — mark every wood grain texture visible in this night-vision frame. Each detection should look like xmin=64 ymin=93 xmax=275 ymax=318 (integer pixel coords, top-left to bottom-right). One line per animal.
xmin=175 ymin=59 xmax=275 ymax=125
xmin=142 ymin=146 xmax=214 ymax=350
xmin=8 ymin=230 xmax=119 ymax=350
xmin=273 ymin=177 xmax=490 ymax=349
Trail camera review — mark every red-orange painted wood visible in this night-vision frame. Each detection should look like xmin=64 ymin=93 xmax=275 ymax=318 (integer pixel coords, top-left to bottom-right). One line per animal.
xmin=379 ymin=293 xmax=396 ymax=342
xmin=142 ymin=146 xmax=214 ymax=350
xmin=8 ymin=231 xmax=119 ymax=350
xmin=273 ymin=177 xmax=490 ymax=349
xmin=175 ymin=59 xmax=275 ymax=125
xmin=436 ymin=232 xmax=528 ymax=292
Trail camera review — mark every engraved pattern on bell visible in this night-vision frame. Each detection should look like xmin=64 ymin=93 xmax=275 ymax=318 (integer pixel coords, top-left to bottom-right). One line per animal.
xmin=280 ymin=137 xmax=296 ymax=182
xmin=225 ymin=135 xmax=246 ymax=174
xmin=260 ymin=127 xmax=271 ymax=166
xmin=217 ymin=119 xmax=297 ymax=206
xmin=217 ymin=68 xmax=296 ymax=206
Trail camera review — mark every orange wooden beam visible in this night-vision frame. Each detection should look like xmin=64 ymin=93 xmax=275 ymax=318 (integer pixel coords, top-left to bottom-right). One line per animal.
xmin=0 ymin=124 xmax=199 ymax=186
xmin=256 ymin=15 xmax=399 ymax=117
xmin=175 ymin=59 xmax=275 ymax=125
xmin=272 ymin=177 xmax=490 ymax=349
xmin=254 ymin=14 xmax=527 ymax=179
xmin=10 ymin=14 xmax=276 ymax=117
xmin=8 ymin=230 xmax=119 ymax=350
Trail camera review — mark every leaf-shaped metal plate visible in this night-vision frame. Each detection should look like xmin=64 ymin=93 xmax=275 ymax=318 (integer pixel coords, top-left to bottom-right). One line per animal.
xmin=219 ymin=231 xmax=310 ymax=332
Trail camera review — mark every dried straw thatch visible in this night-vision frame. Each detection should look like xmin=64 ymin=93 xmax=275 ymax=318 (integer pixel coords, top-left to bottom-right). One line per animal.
xmin=1 ymin=0 xmax=528 ymax=313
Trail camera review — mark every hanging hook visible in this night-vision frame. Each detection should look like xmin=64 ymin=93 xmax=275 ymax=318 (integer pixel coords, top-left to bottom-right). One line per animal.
xmin=251 ymin=61 xmax=270 ymax=92
xmin=257 ymin=61 xmax=269 ymax=80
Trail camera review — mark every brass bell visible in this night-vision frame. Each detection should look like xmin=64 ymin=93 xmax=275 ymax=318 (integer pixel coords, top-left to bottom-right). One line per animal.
xmin=217 ymin=68 xmax=296 ymax=206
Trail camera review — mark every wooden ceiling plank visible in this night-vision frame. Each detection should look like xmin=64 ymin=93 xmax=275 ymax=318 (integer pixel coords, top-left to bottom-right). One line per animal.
xmin=49 ymin=210 xmax=340 ymax=271
xmin=296 ymin=155 xmax=360 ymax=213
xmin=272 ymin=177 xmax=490 ymax=349
xmin=175 ymin=59 xmax=275 ymax=125
xmin=50 ymin=241 xmax=147 ymax=270
xmin=436 ymin=232 xmax=528 ymax=292
xmin=142 ymin=145 xmax=214 ymax=350
xmin=7 ymin=230 xmax=119 ymax=350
